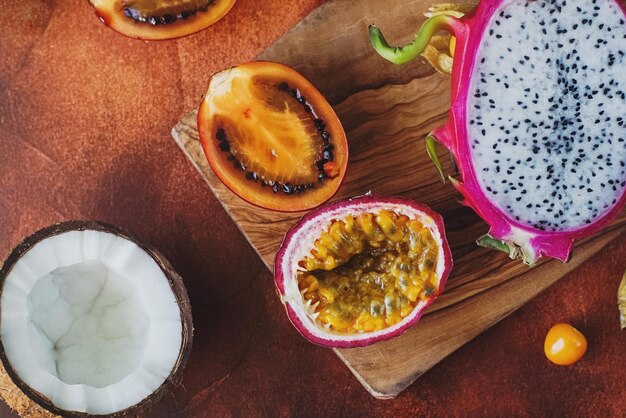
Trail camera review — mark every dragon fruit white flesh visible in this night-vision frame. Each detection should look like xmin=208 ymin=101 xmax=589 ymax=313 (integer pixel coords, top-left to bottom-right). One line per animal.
xmin=370 ymin=0 xmax=626 ymax=265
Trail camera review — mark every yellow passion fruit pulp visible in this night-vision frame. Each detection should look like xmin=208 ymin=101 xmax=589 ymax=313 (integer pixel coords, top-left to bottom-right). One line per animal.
xmin=298 ymin=210 xmax=440 ymax=333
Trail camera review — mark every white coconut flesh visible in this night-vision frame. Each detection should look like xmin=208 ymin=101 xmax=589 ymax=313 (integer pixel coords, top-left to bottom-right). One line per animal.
xmin=0 ymin=230 xmax=183 ymax=415
xmin=279 ymin=201 xmax=448 ymax=342
xmin=468 ymin=0 xmax=626 ymax=231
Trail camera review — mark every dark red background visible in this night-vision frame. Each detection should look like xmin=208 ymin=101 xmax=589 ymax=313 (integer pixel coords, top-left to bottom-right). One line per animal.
xmin=1 ymin=0 xmax=625 ymax=416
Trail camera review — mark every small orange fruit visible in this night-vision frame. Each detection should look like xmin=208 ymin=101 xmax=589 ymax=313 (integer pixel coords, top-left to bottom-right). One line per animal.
xmin=544 ymin=323 xmax=587 ymax=366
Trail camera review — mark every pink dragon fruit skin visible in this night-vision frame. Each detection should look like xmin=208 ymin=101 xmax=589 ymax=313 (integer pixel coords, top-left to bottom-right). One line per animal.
xmin=370 ymin=0 xmax=626 ymax=265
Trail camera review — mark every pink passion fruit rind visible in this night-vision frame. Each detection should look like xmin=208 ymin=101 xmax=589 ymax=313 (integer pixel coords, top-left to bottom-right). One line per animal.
xmin=274 ymin=195 xmax=453 ymax=348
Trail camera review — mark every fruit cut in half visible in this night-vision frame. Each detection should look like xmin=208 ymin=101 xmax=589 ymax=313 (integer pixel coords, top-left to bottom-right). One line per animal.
xmin=198 ymin=61 xmax=349 ymax=212
xmin=0 ymin=221 xmax=193 ymax=417
xmin=89 ymin=0 xmax=237 ymax=40
xmin=274 ymin=195 xmax=452 ymax=348
xmin=370 ymin=0 xmax=626 ymax=265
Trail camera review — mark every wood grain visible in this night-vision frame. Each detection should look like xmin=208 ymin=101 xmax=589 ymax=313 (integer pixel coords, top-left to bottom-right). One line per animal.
xmin=172 ymin=0 xmax=626 ymax=398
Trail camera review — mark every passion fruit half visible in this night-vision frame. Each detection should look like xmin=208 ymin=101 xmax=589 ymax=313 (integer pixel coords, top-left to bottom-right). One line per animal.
xmin=89 ymin=0 xmax=237 ymax=40
xmin=198 ymin=61 xmax=349 ymax=212
xmin=274 ymin=195 xmax=453 ymax=348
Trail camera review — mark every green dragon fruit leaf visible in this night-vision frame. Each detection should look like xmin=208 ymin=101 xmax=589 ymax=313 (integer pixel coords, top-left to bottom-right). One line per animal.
xmin=420 ymin=3 xmax=477 ymax=75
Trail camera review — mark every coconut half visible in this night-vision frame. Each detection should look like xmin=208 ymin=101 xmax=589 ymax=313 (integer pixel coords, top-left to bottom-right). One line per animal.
xmin=0 ymin=221 xmax=193 ymax=417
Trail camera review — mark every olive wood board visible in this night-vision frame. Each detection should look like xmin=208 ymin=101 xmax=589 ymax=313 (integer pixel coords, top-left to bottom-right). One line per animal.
xmin=172 ymin=0 xmax=626 ymax=399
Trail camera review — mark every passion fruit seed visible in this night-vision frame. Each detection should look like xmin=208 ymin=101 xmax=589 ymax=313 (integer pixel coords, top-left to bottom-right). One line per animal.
xmin=122 ymin=0 xmax=214 ymax=25
xmin=297 ymin=210 xmax=439 ymax=334
xmin=214 ymin=81 xmax=337 ymax=195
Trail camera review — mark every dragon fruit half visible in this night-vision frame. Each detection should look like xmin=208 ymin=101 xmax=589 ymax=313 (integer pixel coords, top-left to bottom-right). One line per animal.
xmin=370 ymin=0 xmax=626 ymax=265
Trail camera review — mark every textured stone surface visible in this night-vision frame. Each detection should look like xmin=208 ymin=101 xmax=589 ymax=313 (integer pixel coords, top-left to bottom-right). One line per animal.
xmin=0 ymin=0 xmax=624 ymax=416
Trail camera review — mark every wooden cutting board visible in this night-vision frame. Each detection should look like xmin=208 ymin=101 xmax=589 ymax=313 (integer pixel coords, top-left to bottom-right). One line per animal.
xmin=172 ymin=0 xmax=626 ymax=399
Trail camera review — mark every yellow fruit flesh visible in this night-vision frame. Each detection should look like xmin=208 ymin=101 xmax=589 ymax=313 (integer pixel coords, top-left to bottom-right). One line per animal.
xmin=214 ymin=75 xmax=323 ymax=185
xmin=298 ymin=210 xmax=439 ymax=334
